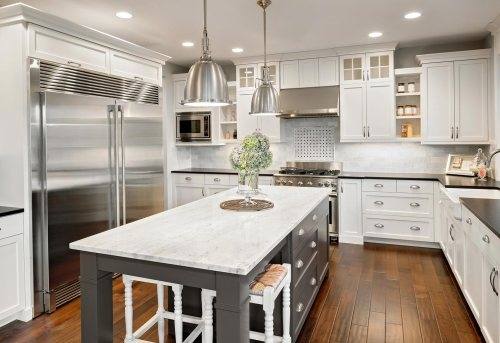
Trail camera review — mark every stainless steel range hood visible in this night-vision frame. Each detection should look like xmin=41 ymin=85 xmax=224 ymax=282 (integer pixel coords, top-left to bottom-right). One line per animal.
xmin=278 ymin=86 xmax=339 ymax=118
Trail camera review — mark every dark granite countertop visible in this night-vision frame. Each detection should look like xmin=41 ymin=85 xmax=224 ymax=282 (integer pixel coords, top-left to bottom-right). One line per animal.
xmin=461 ymin=198 xmax=500 ymax=239
xmin=0 ymin=206 xmax=23 ymax=218
xmin=171 ymin=168 xmax=277 ymax=176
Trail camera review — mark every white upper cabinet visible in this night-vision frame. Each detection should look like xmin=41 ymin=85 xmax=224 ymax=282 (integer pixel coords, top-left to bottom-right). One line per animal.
xmin=419 ymin=50 xmax=490 ymax=144
xmin=318 ymin=56 xmax=339 ymax=86
xmin=280 ymin=60 xmax=300 ymax=89
xmin=28 ymin=24 xmax=109 ymax=73
xmin=340 ymin=50 xmax=395 ymax=142
xmin=340 ymin=54 xmax=365 ymax=85
xmin=110 ymin=50 xmax=162 ymax=86
xmin=236 ymin=64 xmax=258 ymax=94
xmin=298 ymin=59 xmax=319 ymax=88
xmin=454 ymin=59 xmax=488 ymax=143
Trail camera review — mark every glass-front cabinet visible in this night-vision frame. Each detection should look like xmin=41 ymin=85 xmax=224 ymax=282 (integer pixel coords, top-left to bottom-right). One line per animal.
xmin=367 ymin=52 xmax=393 ymax=82
xmin=236 ymin=64 xmax=257 ymax=94
xmin=340 ymin=54 xmax=365 ymax=84
xmin=257 ymin=62 xmax=279 ymax=88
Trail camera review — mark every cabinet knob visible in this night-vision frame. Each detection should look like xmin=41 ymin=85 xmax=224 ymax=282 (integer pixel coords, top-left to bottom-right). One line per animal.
xmin=410 ymin=202 xmax=420 ymax=208
xmin=310 ymin=277 xmax=317 ymax=286
xmin=298 ymin=228 xmax=305 ymax=236
xmin=466 ymin=218 xmax=472 ymax=225
xmin=374 ymin=223 xmax=384 ymax=229
xmin=410 ymin=226 xmax=421 ymax=231
xmin=298 ymin=181 xmax=304 ymax=186
xmin=307 ymin=181 xmax=313 ymax=186
xmin=374 ymin=184 xmax=384 ymax=188
xmin=185 ymin=176 xmax=192 ymax=181
xmin=374 ymin=201 xmax=384 ymax=206
xmin=313 ymin=214 xmax=318 ymax=221
xmin=214 ymin=177 xmax=221 ymax=182
xmin=410 ymin=185 xmax=421 ymax=190
xmin=310 ymin=241 xmax=317 ymax=249
xmin=295 ymin=260 xmax=304 ymax=269
xmin=483 ymin=235 xmax=490 ymax=244
xmin=296 ymin=302 xmax=304 ymax=313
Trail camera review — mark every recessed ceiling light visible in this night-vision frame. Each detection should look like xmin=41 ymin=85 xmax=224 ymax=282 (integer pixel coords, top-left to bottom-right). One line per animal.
xmin=182 ymin=41 xmax=194 ymax=47
xmin=368 ymin=31 xmax=383 ymax=38
xmin=115 ymin=11 xmax=133 ymax=19
xmin=404 ymin=11 xmax=422 ymax=19
xmin=232 ymin=47 xmax=244 ymax=53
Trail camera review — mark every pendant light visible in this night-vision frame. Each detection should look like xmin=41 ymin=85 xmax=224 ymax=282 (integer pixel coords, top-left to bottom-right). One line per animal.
xmin=181 ymin=0 xmax=230 ymax=107
xmin=250 ymin=0 xmax=279 ymax=116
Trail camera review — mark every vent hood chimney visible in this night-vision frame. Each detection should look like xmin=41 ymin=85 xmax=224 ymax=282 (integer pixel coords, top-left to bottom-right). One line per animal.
xmin=278 ymin=86 xmax=339 ymax=118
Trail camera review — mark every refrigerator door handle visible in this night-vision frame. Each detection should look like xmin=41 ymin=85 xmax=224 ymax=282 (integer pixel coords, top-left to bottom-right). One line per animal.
xmin=108 ymin=105 xmax=120 ymax=228
xmin=118 ymin=105 xmax=126 ymax=225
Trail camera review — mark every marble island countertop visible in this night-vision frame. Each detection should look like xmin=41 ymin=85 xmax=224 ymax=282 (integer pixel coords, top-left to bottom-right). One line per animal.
xmin=70 ymin=186 xmax=330 ymax=275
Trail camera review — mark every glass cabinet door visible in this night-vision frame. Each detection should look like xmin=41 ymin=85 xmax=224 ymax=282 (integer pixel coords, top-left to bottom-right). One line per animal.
xmin=257 ymin=62 xmax=279 ymax=88
xmin=237 ymin=64 xmax=257 ymax=90
xmin=341 ymin=54 xmax=365 ymax=84
xmin=367 ymin=52 xmax=393 ymax=82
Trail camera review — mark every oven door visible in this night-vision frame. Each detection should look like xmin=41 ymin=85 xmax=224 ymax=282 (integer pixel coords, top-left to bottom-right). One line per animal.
xmin=176 ymin=113 xmax=211 ymax=141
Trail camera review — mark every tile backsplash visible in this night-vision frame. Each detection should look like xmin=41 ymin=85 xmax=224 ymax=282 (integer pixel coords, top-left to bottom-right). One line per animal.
xmin=189 ymin=117 xmax=485 ymax=173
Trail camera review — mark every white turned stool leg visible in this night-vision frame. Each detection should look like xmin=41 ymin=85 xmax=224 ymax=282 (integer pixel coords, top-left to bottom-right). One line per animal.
xmin=263 ymin=287 xmax=275 ymax=343
xmin=123 ymin=275 xmax=134 ymax=343
xmin=157 ymin=283 xmax=165 ymax=343
xmin=172 ymin=284 xmax=183 ymax=343
xmin=282 ymin=264 xmax=292 ymax=343
xmin=201 ymin=289 xmax=215 ymax=343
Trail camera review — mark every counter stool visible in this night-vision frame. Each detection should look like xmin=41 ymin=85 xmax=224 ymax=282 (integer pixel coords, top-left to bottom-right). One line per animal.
xmin=201 ymin=263 xmax=292 ymax=343
xmin=122 ymin=275 xmax=204 ymax=343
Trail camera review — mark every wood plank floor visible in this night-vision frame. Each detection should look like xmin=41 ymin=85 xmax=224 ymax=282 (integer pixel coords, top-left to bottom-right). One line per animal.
xmin=0 ymin=243 xmax=483 ymax=342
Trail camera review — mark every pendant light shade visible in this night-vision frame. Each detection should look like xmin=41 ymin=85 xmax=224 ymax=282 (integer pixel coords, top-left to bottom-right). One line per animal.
xmin=250 ymin=0 xmax=279 ymax=116
xmin=182 ymin=0 xmax=230 ymax=107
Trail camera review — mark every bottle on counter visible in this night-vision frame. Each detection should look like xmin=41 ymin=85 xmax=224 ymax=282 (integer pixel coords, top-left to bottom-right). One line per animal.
xmin=233 ymin=129 xmax=237 ymax=139
xmin=472 ymin=148 xmax=488 ymax=180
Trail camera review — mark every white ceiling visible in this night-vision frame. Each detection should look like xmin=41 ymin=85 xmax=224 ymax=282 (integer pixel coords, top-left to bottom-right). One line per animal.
xmin=2 ymin=0 xmax=500 ymax=66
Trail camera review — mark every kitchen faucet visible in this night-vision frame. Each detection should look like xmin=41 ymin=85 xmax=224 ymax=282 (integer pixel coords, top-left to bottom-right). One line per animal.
xmin=487 ymin=149 xmax=500 ymax=168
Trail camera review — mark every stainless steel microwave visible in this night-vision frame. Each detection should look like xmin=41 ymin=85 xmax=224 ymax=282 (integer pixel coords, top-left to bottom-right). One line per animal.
xmin=176 ymin=112 xmax=211 ymax=141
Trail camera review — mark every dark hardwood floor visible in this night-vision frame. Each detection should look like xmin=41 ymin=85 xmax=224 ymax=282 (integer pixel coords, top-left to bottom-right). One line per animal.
xmin=0 ymin=243 xmax=483 ymax=342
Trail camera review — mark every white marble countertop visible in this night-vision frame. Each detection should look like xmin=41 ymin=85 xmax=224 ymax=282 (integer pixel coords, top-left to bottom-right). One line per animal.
xmin=70 ymin=186 xmax=330 ymax=275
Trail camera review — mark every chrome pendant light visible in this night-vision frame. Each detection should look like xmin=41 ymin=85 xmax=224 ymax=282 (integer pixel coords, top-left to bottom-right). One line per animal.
xmin=181 ymin=0 xmax=230 ymax=107
xmin=250 ymin=0 xmax=279 ymax=116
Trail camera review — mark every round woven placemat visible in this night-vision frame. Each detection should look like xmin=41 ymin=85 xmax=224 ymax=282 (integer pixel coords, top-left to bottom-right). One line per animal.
xmin=220 ymin=199 xmax=274 ymax=212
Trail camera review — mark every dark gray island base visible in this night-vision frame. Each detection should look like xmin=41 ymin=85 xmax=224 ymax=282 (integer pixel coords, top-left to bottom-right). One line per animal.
xmin=71 ymin=187 xmax=330 ymax=342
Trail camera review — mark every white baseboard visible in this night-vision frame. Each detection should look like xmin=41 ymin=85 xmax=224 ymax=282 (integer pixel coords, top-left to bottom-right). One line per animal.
xmin=0 ymin=306 xmax=33 ymax=328
xmin=339 ymin=235 xmax=364 ymax=245
xmin=364 ymin=237 xmax=440 ymax=249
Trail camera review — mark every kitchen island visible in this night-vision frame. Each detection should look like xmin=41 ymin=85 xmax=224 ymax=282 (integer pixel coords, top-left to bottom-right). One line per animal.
xmin=70 ymin=186 xmax=330 ymax=342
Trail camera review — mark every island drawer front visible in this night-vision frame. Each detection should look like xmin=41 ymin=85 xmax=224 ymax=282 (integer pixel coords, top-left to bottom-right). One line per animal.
xmin=204 ymin=174 xmax=231 ymax=185
xmin=396 ymin=180 xmax=434 ymax=194
xmin=292 ymin=255 xmax=318 ymax=338
xmin=293 ymin=229 xmax=318 ymax=287
xmin=174 ymin=173 xmax=204 ymax=185
xmin=362 ymin=179 xmax=396 ymax=193
xmin=363 ymin=193 xmax=433 ymax=217
xmin=463 ymin=206 xmax=500 ymax=264
xmin=0 ymin=213 xmax=23 ymax=240
xmin=363 ymin=215 xmax=434 ymax=242
xmin=292 ymin=199 xmax=328 ymax=252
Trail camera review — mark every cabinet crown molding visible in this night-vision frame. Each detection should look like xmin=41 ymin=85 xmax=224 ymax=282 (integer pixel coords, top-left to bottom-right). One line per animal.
xmin=487 ymin=14 xmax=500 ymax=34
xmin=0 ymin=3 xmax=170 ymax=64
xmin=231 ymin=42 xmax=398 ymax=66
xmin=416 ymin=49 xmax=491 ymax=64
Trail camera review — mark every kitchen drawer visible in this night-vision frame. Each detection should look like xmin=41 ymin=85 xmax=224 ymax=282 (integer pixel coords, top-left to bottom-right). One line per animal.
xmin=292 ymin=201 xmax=327 ymax=252
xmin=293 ymin=229 xmax=318 ymax=287
xmin=362 ymin=179 xmax=396 ymax=193
xmin=28 ymin=24 xmax=109 ymax=74
xmin=204 ymin=174 xmax=231 ymax=185
xmin=363 ymin=193 xmax=433 ymax=217
xmin=174 ymin=173 xmax=204 ymax=185
xmin=0 ymin=213 xmax=23 ymax=240
xmin=464 ymin=206 xmax=500 ymax=265
xmin=397 ymin=180 xmax=434 ymax=194
xmin=110 ymin=50 xmax=162 ymax=86
xmin=292 ymin=255 xmax=318 ymax=338
xmin=363 ymin=214 xmax=434 ymax=242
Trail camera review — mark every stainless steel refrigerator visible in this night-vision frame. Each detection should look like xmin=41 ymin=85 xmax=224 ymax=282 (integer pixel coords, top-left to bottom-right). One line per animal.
xmin=30 ymin=59 xmax=164 ymax=315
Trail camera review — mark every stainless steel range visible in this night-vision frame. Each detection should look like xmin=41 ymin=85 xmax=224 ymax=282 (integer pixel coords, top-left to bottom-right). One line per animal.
xmin=273 ymin=161 xmax=342 ymax=243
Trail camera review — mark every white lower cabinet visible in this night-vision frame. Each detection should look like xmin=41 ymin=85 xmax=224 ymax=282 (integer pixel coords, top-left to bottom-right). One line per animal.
xmin=174 ymin=185 xmax=205 ymax=207
xmin=452 ymin=220 xmax=465 ymax=287
xmin=0 ymin=214 xmax=25 ymax=327
xmin=464 ymin=236 xmax=483 ymax=320
xmin=338 ymin=179 xmax=363 ymax=244
xmin=482 ymin=254 xmax=499 ymax=343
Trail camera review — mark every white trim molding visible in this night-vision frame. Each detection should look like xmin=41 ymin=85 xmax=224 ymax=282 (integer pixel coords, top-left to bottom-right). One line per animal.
xmin=486 ymin=14 xmax=500 ymax=35
xmin=416 ymin=49 xmax=491 ymax=64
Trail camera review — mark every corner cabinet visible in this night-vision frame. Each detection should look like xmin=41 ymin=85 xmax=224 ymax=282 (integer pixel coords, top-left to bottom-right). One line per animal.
xmin=419 ymin=50 xmax=489 ymax=144
xmin=339 ymin=51 xmax=395 ymax=142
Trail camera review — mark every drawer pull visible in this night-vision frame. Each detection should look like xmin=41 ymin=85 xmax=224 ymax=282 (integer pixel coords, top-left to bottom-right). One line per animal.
xmin=67 ymin=61 xmax=82 ymax=68
xmin=185 ymin=176 xmax=192 ymax=181
xmin=296 ymin=302 xmax=304 ymax=313
xmin=483 ymin=235 xmax=490 ymax=244
xmin=374 ymin=223 xmax=384 ymax=229
xmin=313 ymin=214 xmax=318 ymax=221
xmin=310 ymin=241 xmax=317 ymax=249
xmin=374 ymin=184 xmax=384 ymax=188
xmin=310 ymin=277 xmax=317 ymax=286
xmin=295 ymin=260 xmax=304 ymax=269
xmin=298 ymin=228 xmax=305 ymax=236
xmin=374 ymin=201 xmax=384 ymax=206
xmin=409 ymin=202 xmax=420 ymax=208
xmin=410 ymin=185 xmax=421 ymax=190
xmin=466 ymin=218 xmax=472 ymax=225
xmin=410 ymin=226 xmax=421 ymax=231
xmin=449 ymin=226 xmax=454 ymax=241
xmin=214 ymin=177 xmax=221 ymax=182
